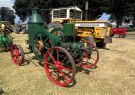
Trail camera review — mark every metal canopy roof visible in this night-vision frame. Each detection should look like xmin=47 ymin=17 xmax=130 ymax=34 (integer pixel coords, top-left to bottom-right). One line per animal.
xmin=51 ymin=6 xmax=82 ymax=11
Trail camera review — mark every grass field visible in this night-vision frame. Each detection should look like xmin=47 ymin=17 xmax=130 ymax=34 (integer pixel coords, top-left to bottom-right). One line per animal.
xmin=0 ymin=33 xmax=135 ymax=95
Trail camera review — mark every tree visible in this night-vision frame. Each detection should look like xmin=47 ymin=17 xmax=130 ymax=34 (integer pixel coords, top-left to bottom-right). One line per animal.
xmin=0 ymin=7 xmax=15 ymax=24
xmin=127 ymin=0 xmax=135 ymax=27
xmin=105 ymin=0 xmax=133 ymax=27
xmin=78 ymin=0 xmax=106 ymax=20
xmin=13 ymin=0 xmax=105 ymax=21
xmin=13 ymin=0 xmax=29 ymax=21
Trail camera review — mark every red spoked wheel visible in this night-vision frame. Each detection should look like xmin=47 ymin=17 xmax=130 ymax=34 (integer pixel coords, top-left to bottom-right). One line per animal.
xmin=10 ymin=44 xmax=25 ymax=66
xmin=44 ymin=47 xmax=76 ymax=87
xmin=79 ymin=40 xmax=99 ymax=69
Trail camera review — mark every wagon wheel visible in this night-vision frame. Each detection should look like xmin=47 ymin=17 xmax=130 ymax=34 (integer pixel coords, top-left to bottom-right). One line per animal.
xmin=79 ymin=40 xmax=99 ymax=69
xmin=44 ymin=47 xmax=76 ymax=87
xmin=33 ymin=32 xmax=55 ymax=62
xmin=10 ymin=44 xmax=25 ymax=66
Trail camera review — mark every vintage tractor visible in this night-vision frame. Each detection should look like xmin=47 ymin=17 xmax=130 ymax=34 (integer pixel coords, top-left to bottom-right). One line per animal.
xmin=9 ymin=8 xmax=99 ymax=87
xmin=48 ymin=6 xmax=112 ymax=48
xmin=111 ymin=27 xmax=126 ymax=38
xmin=0 ymin=20 xmax=13 ymax=51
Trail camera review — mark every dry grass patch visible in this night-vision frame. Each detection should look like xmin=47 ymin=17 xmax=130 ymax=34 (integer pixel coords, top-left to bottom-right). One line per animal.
xmin=0 ymin=33 xmax=135 ymax=95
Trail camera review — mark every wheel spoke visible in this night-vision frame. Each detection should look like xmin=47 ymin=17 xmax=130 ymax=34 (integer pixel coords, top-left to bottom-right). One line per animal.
xmin=35 ymin=36 xmax=39 ymax=41
xmin=55 ymin=70 xmax=61 ymax=81
xmin=46 ymin=62 xmax=56 ymax=67
xmin=39 ymin=34 xmax=43 ymax=41
xmin=56 ymin=49 xmax=59 ymax=61
xmin=18 ymin=56 xmax=23 ymax=61
xmin=48 ymin=51 xmax=56 ymax=63
xmin=45 ymin=46 xmax=49 ymax=50
xmin=61 ymin=66 xmax=73 ymax=72
xmin=60 ymin=71 xmax=69 ymax=82
xmin=45 ymin=44 xmax=50 ymax=49
xmin=50 ymin=71 xmax=59 ymax=78
xmin=61 ymin=56 xmax=68 ymax=63
xmin=44 ymin=37 xmax=49 ymax=43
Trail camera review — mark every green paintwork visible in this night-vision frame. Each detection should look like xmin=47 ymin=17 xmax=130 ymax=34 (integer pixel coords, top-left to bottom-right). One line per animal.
xmin=60 ymin=42 xmax=83 ymax=59
xmin=28 ymin=8 xmax=57 ymax=61
xmin=32 ymin=29 xmax=56 ymax=62
xmin=28 ymin=7 xmax=44 ymax=24
xmin=28 ymin=8 xmax=44 ymax=46
xmin=27 ymin=8 xmax=83 ymax=62
xmin=0 ymin=35 xmax=12 ymax=50
xmin=63 ymin=23 xmax=75 ymax=37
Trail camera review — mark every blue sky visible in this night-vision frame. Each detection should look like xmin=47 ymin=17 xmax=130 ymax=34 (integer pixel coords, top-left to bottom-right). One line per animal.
xmin=0 ymin=0 xmax=110 ymax=23
xmin=98 ymin=13 xmax=110 ymax=20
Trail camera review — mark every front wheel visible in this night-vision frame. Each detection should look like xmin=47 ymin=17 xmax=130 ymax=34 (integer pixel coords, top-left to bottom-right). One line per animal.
xmin=10 ymin=44 xmax=25 ymax=66
xmin=44 ymin=47 xmax=76 ymax=87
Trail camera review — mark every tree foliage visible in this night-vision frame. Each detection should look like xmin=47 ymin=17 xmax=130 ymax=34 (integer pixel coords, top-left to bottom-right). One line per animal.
xmin=13 ymin=0 xmax=135 ymax=27
xmin=0 ymin=7 xmax=15 ymax=24
xmin=13 ymin=0 xmax=105 ymax=21
xmin=105 ymin=0 xmax=135 ymax=27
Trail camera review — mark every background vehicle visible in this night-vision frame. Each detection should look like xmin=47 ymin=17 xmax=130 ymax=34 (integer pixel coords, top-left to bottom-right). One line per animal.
xmin=111 ymin=27 xmax=126 ymax=38
xmin=0 ymin=19 xmax=13 ymax=51
xmin=48 ymin=6 xmax=112 ymax=48
xmin=0 ymin=21 xmax=13 ymax=33
xmin=14 ymin=23 xmax=27 ymax=34
xmin=126 ymin=25 xmax=135 ymax=31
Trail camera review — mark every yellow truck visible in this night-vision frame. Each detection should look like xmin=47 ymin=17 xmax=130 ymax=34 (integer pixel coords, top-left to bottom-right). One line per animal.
xmin=48 ymin=6 xmax=112 ymax=48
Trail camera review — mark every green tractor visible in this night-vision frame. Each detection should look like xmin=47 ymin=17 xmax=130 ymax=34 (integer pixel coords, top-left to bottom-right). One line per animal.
xmin=9 ymin=8 xmax=99 ymax=87
xmin=0 ymin=15 xmax=13 ymax=52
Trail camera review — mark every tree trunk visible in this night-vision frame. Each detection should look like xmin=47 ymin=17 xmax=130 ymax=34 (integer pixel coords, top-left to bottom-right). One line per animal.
xmin=133 ymin=17 xmax=135 ymax=27
xmin=115 ymin=15 xmax=122 ymax=28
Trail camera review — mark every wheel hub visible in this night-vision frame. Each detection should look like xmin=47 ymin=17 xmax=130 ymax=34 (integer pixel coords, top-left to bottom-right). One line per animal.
xmin=14 ymin=50 xmax=20 ymax=57
xmin=34 ymin=41 xmax=44 ymax=55
xmin=55 ymin=61 xmax=62 ymax=70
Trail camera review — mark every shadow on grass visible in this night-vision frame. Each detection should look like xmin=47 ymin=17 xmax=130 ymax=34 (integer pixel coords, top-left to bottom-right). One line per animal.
xmin=0 ymin=89 xmax=5 ymax=95
xmin=76 ymin=65 xmax=97 ymax=75
xmin=109 ymin=49 xmax=127 ymax=53
xmin=98 ymin=47 xmax=110 ymax=50
xmin=17 ymin=53 xmax=97 ymax=88
xmin=67 ymin=79 xmax=77 ymax=88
